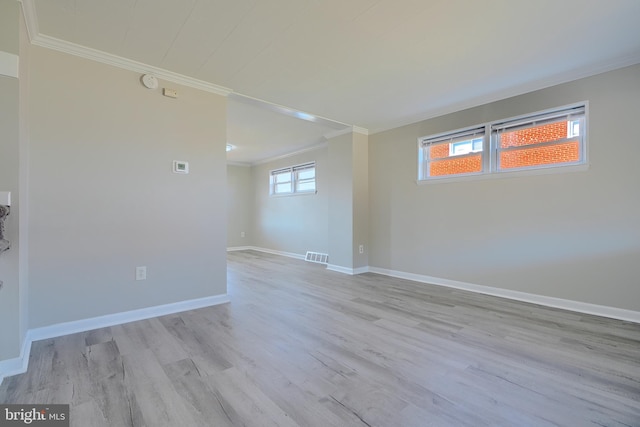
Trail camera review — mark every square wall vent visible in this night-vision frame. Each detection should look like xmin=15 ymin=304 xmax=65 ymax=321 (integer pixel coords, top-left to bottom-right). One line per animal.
xmin=305 ymin=251 xmax=328 ymax=265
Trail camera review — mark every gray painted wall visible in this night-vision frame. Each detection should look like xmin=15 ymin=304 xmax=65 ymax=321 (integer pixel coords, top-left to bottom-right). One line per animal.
xmin=251 ymin=147 xmax=329 ymax=256
xmin=327 ymin=134 xmax=354 ymax=268
xmin=369 ymin=64 xmax=640 ymax=312
xmin=227 ymin=165 xmax=253 ymax=247
xmin=18 ymin=0 xmax=31 ymax=351
xmin=352 ymin=132 xmax=369 ymax=269
xmin=0 ymin=0 xmax=22 ymax=361
xmin=27 ymin=47 xmax=228 ymax=328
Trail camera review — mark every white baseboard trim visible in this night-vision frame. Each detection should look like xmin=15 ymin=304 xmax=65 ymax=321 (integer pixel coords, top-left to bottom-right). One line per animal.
xmin=227 ymin=246 xmax=306 ymax=261
xmin=353 ymin=266 xmax=370 ymax=275
xmin=368 ymin=267 xmax=640 ymax=324
xmin=226 ymin=246 xmax=253 ymax=252
xmin=0 ymin=293 xmax=230 ymax=382
xmin=0 ymin=335 xmax=31 ymax=385
xmin=326 ymin=264 xmax=353 ymax=275
xmin=326 ymin=265 xmax=370 ymax=275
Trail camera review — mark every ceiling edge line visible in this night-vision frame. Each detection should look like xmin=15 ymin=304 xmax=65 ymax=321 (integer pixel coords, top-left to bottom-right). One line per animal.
xmin=323 ymin=128 xmax=352 ymax=139
xmin=229 ymin=92 xmax=352 ymax=131
xmin=28 ymin=33 xmax=233 ymax=96
xmin=369 ymin=53 xmax=640 ymax=135
xmin=352 ymin=126 xmax=369 ymax=136
xmin=250 ymin=141 xmax=329 ymax=167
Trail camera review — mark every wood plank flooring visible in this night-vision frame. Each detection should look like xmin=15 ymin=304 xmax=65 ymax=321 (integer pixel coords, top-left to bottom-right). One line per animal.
xmin=1 ymin=250 xmax=639 ymax=426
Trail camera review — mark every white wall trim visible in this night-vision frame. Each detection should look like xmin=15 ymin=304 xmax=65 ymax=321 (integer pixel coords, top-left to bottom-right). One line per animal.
xmin=251 ymin=143 xmax=328 ymax=166
xmin=0 ymin=293 xmax=230 ymax=382
xmin=326 ymin=264 xmax=354 ymax=275
xmin=28 ymin=34 xmax=232 ymax=96
xmin=326 ymin=264 xmax=370 ymax=275
xmin=324 ymin=126 xmax=369 ymax=140
xmin=353 ymin=266 xmax=370 ymax=275
xmin=19 ymin=0 xmax=40 ymax=43
xmin=229 ymin=248 xmax=370 ymax=274
xmin=352 ymin=126 xmax=369 ymax=136
xmin=368 ymin=267 xmax=640 ymax=324
xmin=0 ymin=51 xmax=19 ymax=78
xmin=228 ymin=246 xmax=306 ymax=261
xmin=0 ymin=335 xmax=32 ymax=385
xmin=227 ymin=246 xmax=254 ymax=252
xmin=17 ymin=0 xmax=233 ymax=98
xmin=323 ymin=128 xmax=353 ymax=140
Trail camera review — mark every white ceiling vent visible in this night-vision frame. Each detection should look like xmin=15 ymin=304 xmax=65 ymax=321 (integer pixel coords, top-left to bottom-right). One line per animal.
xmin=305 ymin=251 xmax=328 ymax=265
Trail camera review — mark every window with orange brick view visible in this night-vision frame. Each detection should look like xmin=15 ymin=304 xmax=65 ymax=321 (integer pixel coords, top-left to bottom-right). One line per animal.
xmin=495 ymin=119 xmax=582 ymax=170
xmin=428 ymin=141 xmax=482 ymax=176
xmin=418 ymin=104 xmax=586 ymax=181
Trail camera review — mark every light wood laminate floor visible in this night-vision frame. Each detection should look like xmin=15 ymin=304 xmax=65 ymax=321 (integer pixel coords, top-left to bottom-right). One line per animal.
xmin=1 ymin=250 xmax=639 ymax=426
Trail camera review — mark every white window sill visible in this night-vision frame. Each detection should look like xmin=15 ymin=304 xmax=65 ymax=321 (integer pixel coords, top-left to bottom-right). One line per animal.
xmin=417 ymin=163 xmax=589 ymax=185
xmin=269 ymin=191 xmax=318 ymax=197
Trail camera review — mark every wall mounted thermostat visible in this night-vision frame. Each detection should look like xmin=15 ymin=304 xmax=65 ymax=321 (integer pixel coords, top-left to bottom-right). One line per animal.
xmin=173 ymin=161 xmax=189 ymax=174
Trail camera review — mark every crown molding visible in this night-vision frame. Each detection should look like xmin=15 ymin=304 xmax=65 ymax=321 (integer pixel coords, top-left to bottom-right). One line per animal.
xmin=252 ymin=142 xmax=328 ymax=166
xmin=226 ymin=161 xmax=251 ymax=167
xmin=323 ymin=127 xmax=353 ymax=140
xmin=229 ymin=93 xmax=349 ymax=130
xmin=352 ymin=126 xmax=369 ymax=135
xmin=20 ymin=0 xmax=232 ymax=97
xmin=29 ymin=34 xmax=232 ymax=96
xmin=323 ymin=125 xmax=369 ymax=140
xmin=19 ymin=0 xmax=39 ymax=43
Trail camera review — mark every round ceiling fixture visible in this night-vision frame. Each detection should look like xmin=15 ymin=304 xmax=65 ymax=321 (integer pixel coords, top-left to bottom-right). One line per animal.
xmin=141 ymin=74 xmax=158 ymax=89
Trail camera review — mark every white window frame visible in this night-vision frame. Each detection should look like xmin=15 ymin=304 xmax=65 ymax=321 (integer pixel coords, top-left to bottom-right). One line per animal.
xmin=449 ymin=137 xmax=484 ymax=157
xmin=418 ymin=102 xmax=588 ymax=183
xmin=418 ymin=126 xmax=487 ymax=181
xmin=269 ymin=162 xmax=316 ymax=196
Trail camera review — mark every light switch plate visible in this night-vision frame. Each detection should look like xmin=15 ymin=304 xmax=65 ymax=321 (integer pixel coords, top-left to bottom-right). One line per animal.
xmin=0 ymin=192 xmax=10 ymax=206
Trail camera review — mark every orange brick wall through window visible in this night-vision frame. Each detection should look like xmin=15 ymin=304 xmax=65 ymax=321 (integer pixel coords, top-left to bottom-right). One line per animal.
xmin=499 ymin=121 xmax=567 ymax=148
xmin=499 ymin=121 xmax=578 ymax=169
xmin=500 ymin=141 xmax=579 ymax=169
xmin=427 ymin=121 xmax=579 ymax=177
xmin=430 ymin=154 xmax=482 ymax=176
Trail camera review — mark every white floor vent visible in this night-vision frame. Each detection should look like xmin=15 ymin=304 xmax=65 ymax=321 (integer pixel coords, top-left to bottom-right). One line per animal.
xmin=305 ymin=251 xmax=328 ymax=265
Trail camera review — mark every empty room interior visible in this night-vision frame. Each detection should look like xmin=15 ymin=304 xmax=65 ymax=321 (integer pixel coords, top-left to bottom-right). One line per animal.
xmin=1 ymin=0 xmax=640 ymax=425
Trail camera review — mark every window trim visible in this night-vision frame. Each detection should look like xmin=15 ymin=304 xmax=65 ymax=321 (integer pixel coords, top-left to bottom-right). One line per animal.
xmin=269 ymin=162 xmax=317 ymax=196
xmin=417 ymin=102 xmax=588 ymax=183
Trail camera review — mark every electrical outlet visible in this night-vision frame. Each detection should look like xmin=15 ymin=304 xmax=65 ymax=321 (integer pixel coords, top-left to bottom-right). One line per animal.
xmin=359 ymin=244 xmax=364 ymax=254
xmin=241 ymin=231 xmax=245 ymax=238
xmin=136 ymin=266 xmax=147 ymax=281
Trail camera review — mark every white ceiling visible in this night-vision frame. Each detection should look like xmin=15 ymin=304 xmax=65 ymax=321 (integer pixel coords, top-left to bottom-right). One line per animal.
xmin=26 ymin=0 xmax=640 ymax=164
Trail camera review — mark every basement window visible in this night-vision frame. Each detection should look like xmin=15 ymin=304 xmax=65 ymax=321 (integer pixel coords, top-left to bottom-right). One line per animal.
xmin=270 ymin=162 xmax=316 ymax=195
xmin=418 ymin=103 xmax=587 ymax=181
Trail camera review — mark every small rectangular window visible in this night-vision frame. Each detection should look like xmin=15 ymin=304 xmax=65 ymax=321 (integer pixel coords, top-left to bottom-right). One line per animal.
xmin=270 ymin=162 xmax=316 ymax=195
xmin=492 ymin=105 xmax=585 ymax=172
xmin=419 ymin=127 xmax=486 ymax=180
xmin=418 ymin=103 xmax=587 ymax=181
xmin=294 ymin=163 xmax=316 ymax=193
